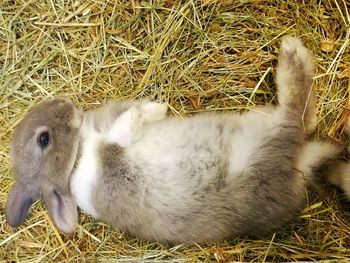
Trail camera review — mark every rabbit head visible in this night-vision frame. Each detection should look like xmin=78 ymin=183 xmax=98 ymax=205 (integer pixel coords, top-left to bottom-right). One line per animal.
xmin=5 ymin=98 xmax=83 ymax=233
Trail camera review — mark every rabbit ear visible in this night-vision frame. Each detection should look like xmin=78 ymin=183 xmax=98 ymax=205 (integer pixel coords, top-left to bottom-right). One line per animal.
xmin=5 ymin=183 xmax=35 ymax=227
xmin=139 ymin=101 xmax=168 ymax=123
xmin=43 ymin=190 xmax=78 ymax=234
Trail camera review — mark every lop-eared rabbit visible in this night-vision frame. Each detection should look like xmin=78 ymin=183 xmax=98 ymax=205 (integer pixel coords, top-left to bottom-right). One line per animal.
xmin=5 ymin=36 xmax=341 ymax=244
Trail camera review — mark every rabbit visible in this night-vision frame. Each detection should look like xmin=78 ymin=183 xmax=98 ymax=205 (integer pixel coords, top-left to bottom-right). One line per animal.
xmin=5 ymin=36 xmax=343 ymax=244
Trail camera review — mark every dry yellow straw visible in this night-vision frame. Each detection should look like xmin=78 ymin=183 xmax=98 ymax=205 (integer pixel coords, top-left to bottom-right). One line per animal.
xmin=1 ymin=0 xmax=350 ymax=261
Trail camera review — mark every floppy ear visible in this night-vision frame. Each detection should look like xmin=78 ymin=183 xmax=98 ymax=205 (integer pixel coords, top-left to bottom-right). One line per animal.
xmin=5 ymin=183 xmax=35 ymax=227
xmin=43 ymin=190 xmax=78 ymax=234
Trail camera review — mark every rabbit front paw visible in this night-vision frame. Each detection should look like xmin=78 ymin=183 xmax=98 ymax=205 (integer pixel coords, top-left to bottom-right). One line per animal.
xmin=105 ymin=107 xmax=143 ymax=147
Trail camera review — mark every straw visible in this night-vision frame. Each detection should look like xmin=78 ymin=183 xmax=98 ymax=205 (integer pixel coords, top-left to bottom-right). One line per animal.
xmin=1 ymin=0 xmax=350 ymax=261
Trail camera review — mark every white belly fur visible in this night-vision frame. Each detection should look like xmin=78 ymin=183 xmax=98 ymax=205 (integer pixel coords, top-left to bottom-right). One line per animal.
xmin=71 ymin=132 xmax=99 ymax=217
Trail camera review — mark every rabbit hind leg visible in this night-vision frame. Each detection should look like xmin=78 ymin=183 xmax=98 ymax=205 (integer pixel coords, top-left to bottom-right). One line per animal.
xmin=276 ymin=36 xmax=315 ymax=129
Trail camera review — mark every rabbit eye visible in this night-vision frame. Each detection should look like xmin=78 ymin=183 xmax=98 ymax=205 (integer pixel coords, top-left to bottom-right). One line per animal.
xmin=38 ymin=132 xmax=50 ymax=148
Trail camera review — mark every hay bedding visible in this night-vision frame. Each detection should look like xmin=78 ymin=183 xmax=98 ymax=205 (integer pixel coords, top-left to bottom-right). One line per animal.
xmin=0 ymin=0 xmax=350 ymax=261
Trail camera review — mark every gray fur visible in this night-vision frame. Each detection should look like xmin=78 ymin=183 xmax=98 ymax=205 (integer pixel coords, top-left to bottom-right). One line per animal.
xmin=6 ymin=36 xmax=343 ymax=243
xmin=89 ymin=115 xmax=307 ymax=243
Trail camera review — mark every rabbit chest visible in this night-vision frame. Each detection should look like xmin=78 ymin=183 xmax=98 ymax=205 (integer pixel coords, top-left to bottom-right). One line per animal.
xmin=70 ymin=129 xmax=100 ymax=217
